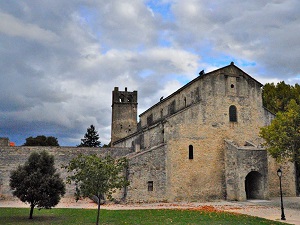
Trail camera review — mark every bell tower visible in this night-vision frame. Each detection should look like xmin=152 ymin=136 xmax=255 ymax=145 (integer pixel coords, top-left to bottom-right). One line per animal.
xmin=111 ymin=87 xmax=138 ymax=146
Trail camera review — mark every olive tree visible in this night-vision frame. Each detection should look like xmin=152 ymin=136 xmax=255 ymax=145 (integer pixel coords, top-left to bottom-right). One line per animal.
xmin=10 ymin=151 xmax=65 ymax=219
xmin=65 ymin=154 xmax=129 ymax=225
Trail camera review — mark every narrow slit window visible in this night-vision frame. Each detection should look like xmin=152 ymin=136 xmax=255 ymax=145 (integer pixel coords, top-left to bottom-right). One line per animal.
xmin=148 ymin=181 xmax=153 ymax=191
xmin=189 ymin=145 xmax=193 ymax=159
xmin=229 ymin=105 xmax=237 ymax=122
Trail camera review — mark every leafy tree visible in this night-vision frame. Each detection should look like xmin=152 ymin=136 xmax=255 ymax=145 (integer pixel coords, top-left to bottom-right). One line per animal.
xmin=78 ymin=125 xmax=101 ymax=147
xmin=65 ymin=154 xmax=129 ymax=225
xmin=260 ymin=100 xmax=300 ymax=163
xmin=262 ymin=81 xmax=300 ymax=114
xmin=23 ymin=135 xmax=59 ymax=146
xmin=10 ymin=151 xmax=65 ymax=219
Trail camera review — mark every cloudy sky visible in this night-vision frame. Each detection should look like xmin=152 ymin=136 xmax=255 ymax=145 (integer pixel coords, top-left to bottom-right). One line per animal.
xmin=1 ymin=0 xmax=300 ymax=146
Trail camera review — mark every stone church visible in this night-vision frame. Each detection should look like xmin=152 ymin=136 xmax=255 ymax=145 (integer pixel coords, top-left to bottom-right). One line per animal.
xmin=0 ymin=63 xmax=297 ymax=202
xmin=110 ymin=62 xmax=297 ymax=202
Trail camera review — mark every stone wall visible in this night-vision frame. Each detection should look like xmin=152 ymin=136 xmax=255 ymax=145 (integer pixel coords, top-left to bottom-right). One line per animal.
xmin=0 ymin=146 xmax=133 ymax=200
xmin=164 ymin=103 xmax=227 ymax=202
xmin=126 ymin=144 xmax=167 ymax=202
xmin=267 ymin=156 xmax=296 ymax=197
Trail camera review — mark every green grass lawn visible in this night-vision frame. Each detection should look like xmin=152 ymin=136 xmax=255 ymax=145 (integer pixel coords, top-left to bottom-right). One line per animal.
xmin=0 ymin=207 xmax=285 ymax=225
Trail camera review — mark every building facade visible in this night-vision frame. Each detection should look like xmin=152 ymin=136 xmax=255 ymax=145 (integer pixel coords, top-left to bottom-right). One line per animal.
xmin=112 ymin=63 xmax=297 ymax=202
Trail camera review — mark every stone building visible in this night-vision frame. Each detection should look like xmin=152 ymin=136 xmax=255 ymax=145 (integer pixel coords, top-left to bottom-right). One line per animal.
xmin=0 ymin=63 xmax=298 ymax=202
xmin=112 ymin=63 xmax=297 ymax=202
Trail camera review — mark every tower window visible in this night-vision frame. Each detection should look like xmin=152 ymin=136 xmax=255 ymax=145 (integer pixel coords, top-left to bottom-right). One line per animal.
xmin=119 ymin=94 xmax=125 ymax=103
xmin=229 ymin=105 xmax=237 ymax=122
xmin=189 ymin=145 xmax=193 ymax=159
xmin=128 ymin=95 xmax=133 ymax=102
xmin=148 ymin=181 xmax=153 ymax=191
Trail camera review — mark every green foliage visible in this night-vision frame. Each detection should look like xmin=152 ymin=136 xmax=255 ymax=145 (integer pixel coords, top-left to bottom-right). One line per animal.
xmin=0 ymin=208 xmax=286 ymax=225
xmin=66 ymin=154 xmax=129 ymax=199
xmin=10 ymin=151 xmax=65 ymax=219
xmin=260 ymin=100 xmax=300 ymax=163
xmin=23 ymin=135 xmax=59 ymax=146
xmin=262 ymin=81 xmax=300 ymax=114
xmin=102 ymin=142 xmax=111 ymax=148
xmin=65 ymin=154 xmax=129 ymax=224
xmin=78 ymin=125 xmax=101 ymax=147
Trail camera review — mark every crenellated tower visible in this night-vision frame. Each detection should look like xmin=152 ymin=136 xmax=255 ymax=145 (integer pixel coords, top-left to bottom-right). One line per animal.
xmin=111 ymin=87 xmax=138 ymax=146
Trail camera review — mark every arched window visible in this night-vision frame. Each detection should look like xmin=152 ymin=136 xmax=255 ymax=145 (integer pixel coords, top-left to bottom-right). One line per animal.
xmin=229 ymin=105 xmax=237 ymax=122
xmin=189 ymin=145 xmax=193 ymax=159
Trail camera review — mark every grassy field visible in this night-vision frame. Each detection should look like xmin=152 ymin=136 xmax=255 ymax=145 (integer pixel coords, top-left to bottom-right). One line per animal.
xmin=0 ymin=207 xmax=286 ymax=225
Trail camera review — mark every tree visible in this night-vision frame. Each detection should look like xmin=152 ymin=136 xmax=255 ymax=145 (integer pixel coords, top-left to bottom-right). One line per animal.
xmin=102 ymin=142 xmax=111 ymax=148
xmin=78 ymin=125 xmax=101 ymax=147
xmin=262 ymin=84 xmax=300 ymax=195
xmin=260 ymin=99 xmax=300 ymax=163
xmin=23 ymin=135 xmax=59 ymax=146
xmin=10 ymin=151 xmax=65 ymax=219
xmin=65 ymin=154 xmax=129 ymax=225
xmin=262 ymin=81 xmax=300 ymax=114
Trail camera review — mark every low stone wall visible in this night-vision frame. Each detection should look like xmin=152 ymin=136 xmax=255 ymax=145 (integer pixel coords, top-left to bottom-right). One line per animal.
xmin=0 ymin=146 xmax=133 ymax=199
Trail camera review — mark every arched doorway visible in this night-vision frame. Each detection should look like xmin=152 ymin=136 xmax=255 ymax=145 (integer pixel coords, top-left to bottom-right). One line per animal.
xmin=245 ymin=171 xmax=264 ymax=199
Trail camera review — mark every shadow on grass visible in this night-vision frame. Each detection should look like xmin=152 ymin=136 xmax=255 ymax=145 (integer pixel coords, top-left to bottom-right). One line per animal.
xmin=1 ymin=215 xmax=63 ymax=224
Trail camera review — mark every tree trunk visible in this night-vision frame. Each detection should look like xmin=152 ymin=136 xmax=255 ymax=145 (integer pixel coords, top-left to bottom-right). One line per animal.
xmin=29 ymin=204 xmax=34 ymax=219
xmin=96 ymin=195 xmax=101 ymax=225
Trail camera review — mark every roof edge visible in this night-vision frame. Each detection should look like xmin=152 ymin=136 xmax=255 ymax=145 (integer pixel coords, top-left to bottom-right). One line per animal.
xmin=140 ymin=63 xmax=263 ymax=117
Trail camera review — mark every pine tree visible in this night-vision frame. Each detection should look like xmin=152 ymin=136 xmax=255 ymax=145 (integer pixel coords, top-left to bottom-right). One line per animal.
xmin=78 ymin=125 xmax=101 ymax=147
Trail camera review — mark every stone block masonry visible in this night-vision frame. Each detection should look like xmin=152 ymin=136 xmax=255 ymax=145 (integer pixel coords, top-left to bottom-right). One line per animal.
xmin=0 ymin=146 xmax=133 ymax=200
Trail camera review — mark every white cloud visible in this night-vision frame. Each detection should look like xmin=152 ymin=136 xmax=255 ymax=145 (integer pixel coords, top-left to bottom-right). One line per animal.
xmin=170 ymin=0 xmax=300 ymax=78
xmin=0 ymin=12 xmax=59 ymax=43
